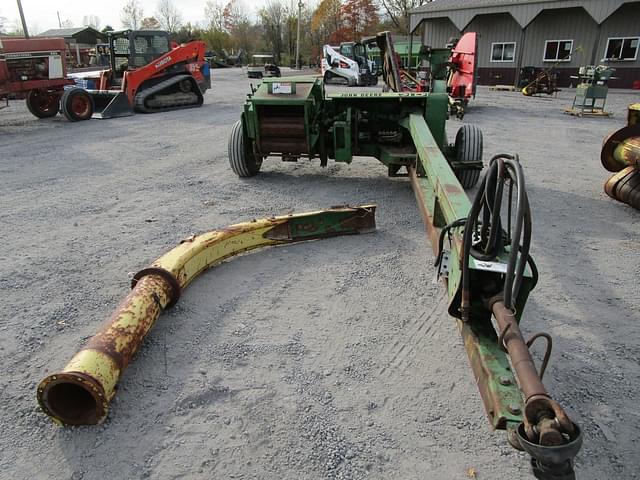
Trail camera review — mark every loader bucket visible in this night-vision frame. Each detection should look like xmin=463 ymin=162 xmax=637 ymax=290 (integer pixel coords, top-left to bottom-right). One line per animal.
xmin=90 ymin=91 xmax=134 ymax=119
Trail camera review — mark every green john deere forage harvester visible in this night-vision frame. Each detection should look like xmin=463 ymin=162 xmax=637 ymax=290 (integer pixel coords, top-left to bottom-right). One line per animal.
xmin=228 ymin=55 xmax=583 ymax=477
xmin=230 ymin=76 xmax=483 ymax=188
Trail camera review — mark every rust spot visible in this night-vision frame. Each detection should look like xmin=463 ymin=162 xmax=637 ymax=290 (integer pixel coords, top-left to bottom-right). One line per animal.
xmin=445 ymin=183 xmax=464 ymax=194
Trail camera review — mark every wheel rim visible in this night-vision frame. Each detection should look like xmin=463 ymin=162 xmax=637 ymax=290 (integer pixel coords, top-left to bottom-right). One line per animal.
xmin=71 ymin=95 xmax=91 ymax=117
xmin=33 ymin=92 xmax=57 ymax=114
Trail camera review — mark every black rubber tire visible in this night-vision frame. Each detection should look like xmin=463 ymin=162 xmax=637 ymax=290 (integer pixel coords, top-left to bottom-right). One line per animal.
xmin=26 ymin=90 xmax=59 ymax=118
xmin=228 ymin=120 xmax=262 ymax=177
xmin=454 ymin=124 xmax=483 ymax=189
xmin=370 ymin=75 xmax=378 ymax=86
xmin=61 ymin=88 xmax=94 ymax=122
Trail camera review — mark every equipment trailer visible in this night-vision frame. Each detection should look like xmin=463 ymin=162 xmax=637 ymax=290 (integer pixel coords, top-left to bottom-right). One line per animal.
xmin=226 ymin=69 xmax=583 ymax=477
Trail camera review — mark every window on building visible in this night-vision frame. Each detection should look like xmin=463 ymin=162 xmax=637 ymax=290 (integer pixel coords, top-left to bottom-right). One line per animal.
xmin=491 ymin=42 xmax=516 ymax=62
xmin=544 ymin=40 xmax=573 ymax=61
xmin=605 ymin=37 xmax=639 ymax=61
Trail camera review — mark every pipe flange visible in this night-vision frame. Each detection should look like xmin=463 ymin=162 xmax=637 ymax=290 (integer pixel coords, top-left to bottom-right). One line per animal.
xmin=131 ymin=267 xmax=181 ymax=308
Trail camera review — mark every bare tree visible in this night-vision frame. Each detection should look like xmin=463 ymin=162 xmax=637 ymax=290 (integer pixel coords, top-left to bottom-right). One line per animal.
xmin=0 ymin=14 xmax=7 ymax=34
xmin=259 ymin=0 xmax=285 ymax=62
xmin=83 ymin=15 xmax=101 ymax=29
xmin=222 ymin=0 xmax=248 ymax=33
xmin=380 ymin=0 xmax=431 ymax=35
xmin=156 ymin=0 xmax=182 ymax=33
xmin=204 ymin=1 xmax=226 ymax=31
xmin=121 ymin=0 xmax=144 ymax=30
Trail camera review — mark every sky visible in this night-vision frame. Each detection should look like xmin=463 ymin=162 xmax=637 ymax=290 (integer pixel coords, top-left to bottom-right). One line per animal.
xmin=2 ymin=0 xmax=270 ymax=34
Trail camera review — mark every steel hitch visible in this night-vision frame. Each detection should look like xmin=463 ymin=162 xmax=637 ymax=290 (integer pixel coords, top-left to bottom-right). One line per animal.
xmin=516 ymin=421 xmax=583 ymax=480
xmin=493 ymin=300 xmax=582 ymax=479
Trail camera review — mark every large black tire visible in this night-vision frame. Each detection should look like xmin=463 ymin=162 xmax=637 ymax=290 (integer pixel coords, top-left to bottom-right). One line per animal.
xmin=228 ymin=120 xmax=262 ymax=177
xmin=26 ymin=90 xmax=59 ymax=118
xmin=454 ymin=124 xmax=483 ymax=189
xmin=61 ymin=88 xmax=94 ymax=122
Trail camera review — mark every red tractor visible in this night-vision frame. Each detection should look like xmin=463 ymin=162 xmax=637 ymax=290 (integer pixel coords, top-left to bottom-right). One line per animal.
xmin=64 ymin=30 xmax=211 ymax=121
xmin=0 ymin=36 xmax=75 ymax=117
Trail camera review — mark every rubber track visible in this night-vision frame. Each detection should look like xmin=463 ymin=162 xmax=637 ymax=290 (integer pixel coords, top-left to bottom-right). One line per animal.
xmin=455 ymin=124 xmax=483 ymax=189
xmin=228 ymin=120 xmax=261 ymax=177
xmin=134 ymin=74 xmax=203 ymax=114
xmin=324 ymin=72 xmax=351 ymax=86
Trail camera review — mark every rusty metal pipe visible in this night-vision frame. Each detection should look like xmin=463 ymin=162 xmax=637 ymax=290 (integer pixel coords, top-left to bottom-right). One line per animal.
xmin=37 ymin=205 xmax=377 ymax=425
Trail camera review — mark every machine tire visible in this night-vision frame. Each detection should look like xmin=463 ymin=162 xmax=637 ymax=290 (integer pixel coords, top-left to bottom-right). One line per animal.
xmin=454 ymin=124 xmax=483 ymax=189
xmin=370 ymin=75 xmax=378 ymax=86
xmin=61 ymin=88 xmax=94 ymax=122
xmin=26 ymin=90 xmax=59 ymax=118
xmin=229 ymin=120 xmax=262 ymax=177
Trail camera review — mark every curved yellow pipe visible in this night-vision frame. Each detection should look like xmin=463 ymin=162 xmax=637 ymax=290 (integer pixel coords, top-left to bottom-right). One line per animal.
xmin=37 ymin=205 xmax=376 ymax=425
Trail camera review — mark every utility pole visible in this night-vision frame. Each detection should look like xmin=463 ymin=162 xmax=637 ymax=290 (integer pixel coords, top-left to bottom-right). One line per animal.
xmin=295 ymin=0 xmax=303 ymax=70
xmin=16 ymin=0 xmax=29 ymax=38
xmin=57 ymin=11 xmax=62 ymax=28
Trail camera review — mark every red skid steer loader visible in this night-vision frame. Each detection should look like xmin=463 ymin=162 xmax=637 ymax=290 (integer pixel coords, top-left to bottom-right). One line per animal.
xmin=63 ymin=30 xmax=211 ymax=121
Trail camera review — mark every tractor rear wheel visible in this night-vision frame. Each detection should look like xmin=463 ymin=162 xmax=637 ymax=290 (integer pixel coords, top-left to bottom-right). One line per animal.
xmin=454 ymin=124 xmax=483 ymax=189
xmin=61 ymin=88 xmax=94 ymax=122
xmin=229 ymin=120 xmax=262 ymax=177
xmin=26 ymin=90 xmax=59 ymax=118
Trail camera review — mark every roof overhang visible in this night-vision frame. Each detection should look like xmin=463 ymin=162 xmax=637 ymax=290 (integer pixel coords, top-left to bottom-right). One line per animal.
xmin=410 ymin=0 xmax=628 ymax=33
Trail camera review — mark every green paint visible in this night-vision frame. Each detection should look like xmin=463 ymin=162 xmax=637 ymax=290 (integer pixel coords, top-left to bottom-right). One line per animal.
xmin=238 ymin=77 xmax=536 ymax=432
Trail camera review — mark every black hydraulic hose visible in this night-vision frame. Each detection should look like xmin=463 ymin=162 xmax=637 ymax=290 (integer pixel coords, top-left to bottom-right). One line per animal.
xmin=461 ymin=154 xmax=534 ymax=318
xmin=475 ymin=159 xmax=505 ymax=260
xmin=461 ymin=164 xmax=490 ymax=321
xmin=435 ymin=218 xmax=467 ymax=267
xmin=502 ymin=157 xmax=528 ymax=309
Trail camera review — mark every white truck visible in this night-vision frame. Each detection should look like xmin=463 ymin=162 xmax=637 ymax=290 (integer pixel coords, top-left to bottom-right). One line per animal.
xmin=321 ymin=42 xmax=378 ymax=86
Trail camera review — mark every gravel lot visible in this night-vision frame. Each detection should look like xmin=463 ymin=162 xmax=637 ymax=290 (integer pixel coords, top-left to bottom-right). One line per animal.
xmin=1 ymin=67 xmax=639 ymax=480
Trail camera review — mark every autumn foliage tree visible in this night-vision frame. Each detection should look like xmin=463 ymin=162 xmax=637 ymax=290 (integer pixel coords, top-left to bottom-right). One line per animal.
xmin=311 ymin=0 xmax=345 ymax=46
xmin=341 ymin=0 xmax=379 ymax=39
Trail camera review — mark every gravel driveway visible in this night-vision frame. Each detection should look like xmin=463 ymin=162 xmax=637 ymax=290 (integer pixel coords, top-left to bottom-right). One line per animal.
xmin=1 ymin=68 xmax=638 ymax=479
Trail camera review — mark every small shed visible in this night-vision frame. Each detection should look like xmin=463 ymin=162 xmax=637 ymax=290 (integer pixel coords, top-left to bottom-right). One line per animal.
xmin=37 ymin=27 xmax=106 ymax=67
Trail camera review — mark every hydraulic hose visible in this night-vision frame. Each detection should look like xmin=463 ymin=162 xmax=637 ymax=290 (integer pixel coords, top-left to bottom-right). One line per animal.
xmin=461 ymin=154 xmax=533 ymax=317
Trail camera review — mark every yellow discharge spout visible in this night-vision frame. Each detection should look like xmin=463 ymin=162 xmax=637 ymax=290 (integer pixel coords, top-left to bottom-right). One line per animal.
xmin=37 ymin=205 xmax=376 ymax=425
